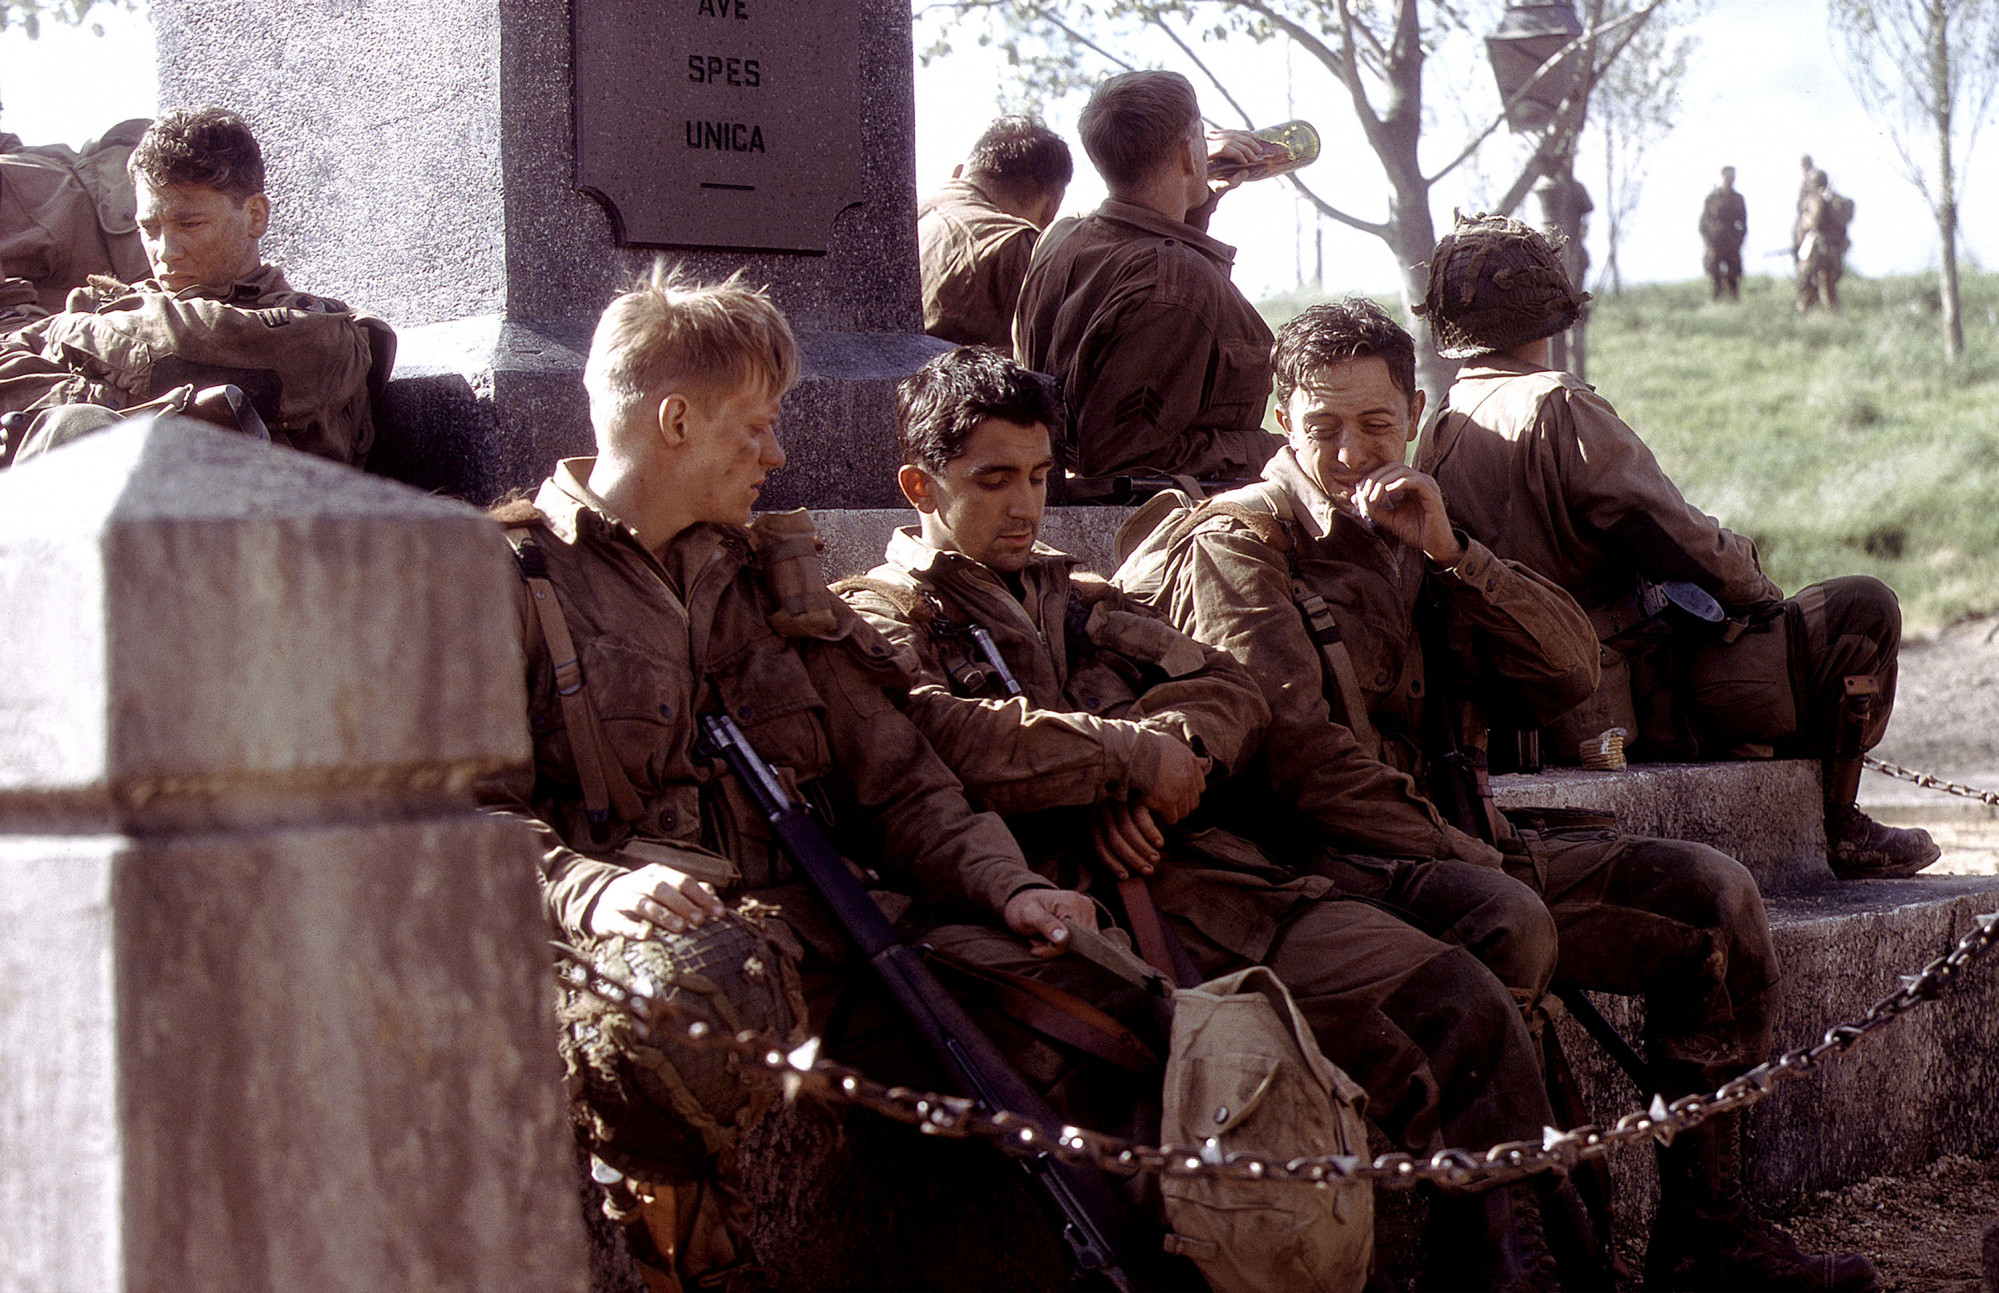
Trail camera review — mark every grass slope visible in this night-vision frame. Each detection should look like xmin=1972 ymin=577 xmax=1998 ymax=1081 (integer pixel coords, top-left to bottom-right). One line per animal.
xmin=1261 ymin=272 xmax=1999 ymax=636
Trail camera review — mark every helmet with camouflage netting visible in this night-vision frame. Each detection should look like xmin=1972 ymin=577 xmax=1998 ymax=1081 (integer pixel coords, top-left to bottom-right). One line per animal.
xmin=1414 ymin=213 xmax=1591 ymax=360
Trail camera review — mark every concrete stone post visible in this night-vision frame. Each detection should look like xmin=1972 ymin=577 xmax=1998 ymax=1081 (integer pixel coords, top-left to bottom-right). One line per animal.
xmin=0 ymin=418 xmax=588 ymax=1292
xmin=152 ymin=0 xmax=945 ymax=510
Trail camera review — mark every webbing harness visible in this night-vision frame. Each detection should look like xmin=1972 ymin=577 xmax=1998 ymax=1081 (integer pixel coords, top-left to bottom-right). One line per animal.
xmin=507 ymin=529 xmax=644 ymax=836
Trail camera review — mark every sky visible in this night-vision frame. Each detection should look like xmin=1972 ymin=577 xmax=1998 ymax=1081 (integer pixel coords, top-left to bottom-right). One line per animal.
xmin=4 ymin=1 xmax=1993 ymax=303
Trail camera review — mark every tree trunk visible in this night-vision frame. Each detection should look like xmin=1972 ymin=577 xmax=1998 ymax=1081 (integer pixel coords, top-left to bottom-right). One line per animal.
xmin=1931 ymin=0 xmax=1964 ymax=361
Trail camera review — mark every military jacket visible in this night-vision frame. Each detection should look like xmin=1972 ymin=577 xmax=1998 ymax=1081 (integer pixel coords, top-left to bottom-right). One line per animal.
xmin=0 ymin=263 xmax=385 ymax=465
xmin=1699 ymin=188 xmax=1747 ymax=251
xmin=482 ymin=463 xmax=1049 ymax=946
xmin=842 ymin=530 xmax=1338 ymax=963
xmin=918 ymin=177 xmax=1041 ymax=350
xmin=1416 ymin=355 xmax=1783 ymax=627
xmin=1013 ymin=199 xmax=1279 ymax=484
xmin=1119 ymin=448 xmax=1597 ymax=864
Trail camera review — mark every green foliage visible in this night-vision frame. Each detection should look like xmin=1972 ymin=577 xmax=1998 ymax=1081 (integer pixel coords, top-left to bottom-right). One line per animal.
xmin=1259 ymin=271 xmax=1999 ymax=634
xmin=0 ymin=0 xmax=136 ymax=39
xmin=1588 ymin=272 xmax=1999 ymax=633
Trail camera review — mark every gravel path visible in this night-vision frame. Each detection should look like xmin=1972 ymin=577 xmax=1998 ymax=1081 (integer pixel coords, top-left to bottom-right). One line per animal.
xmin=1862 ymin=616 xmax=1999 ymax=874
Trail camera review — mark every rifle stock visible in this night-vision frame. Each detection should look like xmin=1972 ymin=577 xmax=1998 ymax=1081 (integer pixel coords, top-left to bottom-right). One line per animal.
xmin=696 ymin=713 xmax=1176 ymax=1292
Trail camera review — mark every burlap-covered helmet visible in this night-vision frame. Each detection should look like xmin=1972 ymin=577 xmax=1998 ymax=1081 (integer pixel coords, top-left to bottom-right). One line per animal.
xmin=1414 ymin=213 xmax=1591 ymax=360
xmin=559 ymin=908 xmax=808 ymax=1185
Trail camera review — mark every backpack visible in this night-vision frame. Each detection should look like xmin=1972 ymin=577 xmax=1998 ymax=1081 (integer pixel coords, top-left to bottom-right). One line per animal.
xmin=1159 ymin=965 xmax=1373 ymax=1293
xmin=0 ymin=121 xmax=152 ymax=311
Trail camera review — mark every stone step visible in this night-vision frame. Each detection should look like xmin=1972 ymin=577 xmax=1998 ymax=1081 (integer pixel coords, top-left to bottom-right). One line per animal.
xmin=1492 ymin=761 xmax=1831 ymax=892
xmin=1554 ymin=874 xmax=1999 ymax=1260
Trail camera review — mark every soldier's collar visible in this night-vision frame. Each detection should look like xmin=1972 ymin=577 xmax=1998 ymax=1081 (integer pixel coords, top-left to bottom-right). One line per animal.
xmin=538 ymin=457 xmax=652 ymax=549
xmin=1093 ymin=199 xmax=1238 ymax=266
xmin=1260 ymin=448 xmax=1343 ymax=540
xmin=886 ymin=526 xmax=1077 ymax=582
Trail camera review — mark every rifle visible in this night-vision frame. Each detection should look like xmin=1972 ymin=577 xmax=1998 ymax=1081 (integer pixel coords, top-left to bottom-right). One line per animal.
xmin=696 ymin=713 xmax=1179 ymax=1293
xmin=1414 ymin=584 xmax=1495 ymax=847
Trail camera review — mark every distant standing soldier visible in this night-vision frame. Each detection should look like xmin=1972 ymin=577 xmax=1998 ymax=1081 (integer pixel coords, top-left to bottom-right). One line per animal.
xmin=1793 ymin=153 xmax=1816 ymax=255
xmin=918 ymin=116 xmax=1072 ymax=349
xmin=1796 ymin=170 xmax=1854 ymax=312
xmin=1699 ymin=166 xmax=1748 ymax=300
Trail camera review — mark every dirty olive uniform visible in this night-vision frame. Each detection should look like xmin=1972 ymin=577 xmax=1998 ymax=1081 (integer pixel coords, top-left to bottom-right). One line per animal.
xmin=918 ymin=177 xmax=1041 ymax=349
xmin=1124 ymin=447 xmax=1782 ymax=1089
xmin=1699 ymin=185 xmax=1747 ymax=300
xmin=1013 ymin=199 xmax=1280 ymax=491
xmin=0 ymin=263 xmax=386 ymax=466
xmin=1418 ymin=355 xmax=1899 ymax=767
xmin=842 ymin=529 xmax=1557 ymax=1158
xmin=1795 ymin=188 xmax=1852 ymax=311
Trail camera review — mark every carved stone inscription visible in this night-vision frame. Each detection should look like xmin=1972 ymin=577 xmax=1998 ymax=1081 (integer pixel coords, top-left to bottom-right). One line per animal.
xmin=573 ymin=0 xmax=862 ymax=252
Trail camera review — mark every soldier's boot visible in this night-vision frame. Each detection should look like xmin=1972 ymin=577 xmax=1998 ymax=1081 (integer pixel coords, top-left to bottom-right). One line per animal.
xmin=1419 ymin=1180 xmax=1563 ymax=1293
xmin=1646 ymin=1111 xmax=1879 ymax=1292
xmin=1823 ymin=676 xmax=1939 ymax=880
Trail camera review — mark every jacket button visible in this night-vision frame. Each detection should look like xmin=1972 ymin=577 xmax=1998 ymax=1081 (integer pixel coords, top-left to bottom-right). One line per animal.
xmin=658 ymin=811 xmax=675 ymax=830
xmin=738 ymin=704 xmax=753 ymax=719
xmin=658 ymin=703 xmax=673 ymax=718
xmin=1373 ymin=670 xmax=1390 ymax=686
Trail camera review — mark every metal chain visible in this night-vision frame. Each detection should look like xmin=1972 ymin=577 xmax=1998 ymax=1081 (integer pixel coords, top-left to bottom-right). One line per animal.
xmin=554 ymin=904 xmax=1999 ymax=1192
xmin=1864 ymin=754 xmax=1999 ymax=809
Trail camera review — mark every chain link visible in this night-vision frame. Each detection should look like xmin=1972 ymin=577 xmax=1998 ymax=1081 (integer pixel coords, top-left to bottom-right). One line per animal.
xmin=1863 ymin=754 xmax=1999 ymax=808
xmin=554 ymin=904 xmax=1999 ymax=1192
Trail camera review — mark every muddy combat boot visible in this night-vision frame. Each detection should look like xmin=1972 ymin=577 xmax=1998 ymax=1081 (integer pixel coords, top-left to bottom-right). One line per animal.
xmin=1420 ymin=1179 xmax=1563 ymax=1293
xmin=1826 ymin=804 xmax=1940 ymax=879
xmin=1647 ymin=1112 xmax=1878 ymax=1291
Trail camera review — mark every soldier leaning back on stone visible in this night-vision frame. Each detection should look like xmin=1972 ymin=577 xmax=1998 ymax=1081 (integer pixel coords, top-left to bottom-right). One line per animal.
xmin=1414 ymin=215 xmax=1931 ymax=881
xmin=918 ymin=115 xmax=1072 ymax=351
xmin=0 ymin=107 xmax=390 ymax=468
xmin=1013 ymin=70 xmax=1284 ymax=498
xmin=1119 ymin=299 xmax=1880 ymax=1292
xmin=477 ymin=268 xmax=1102 ymax=1290
xmin=836 ymin=344 xmax=1576 ymax=1289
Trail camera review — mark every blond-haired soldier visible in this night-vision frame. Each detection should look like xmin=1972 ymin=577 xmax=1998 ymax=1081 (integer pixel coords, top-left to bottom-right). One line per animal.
xmin=482 ymin=266 xmax=1098 ymax=1287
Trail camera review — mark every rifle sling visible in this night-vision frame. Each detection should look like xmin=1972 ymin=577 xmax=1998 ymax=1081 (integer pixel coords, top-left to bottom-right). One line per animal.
xmin=923 ymin=945 xmax=1161 ymax=1074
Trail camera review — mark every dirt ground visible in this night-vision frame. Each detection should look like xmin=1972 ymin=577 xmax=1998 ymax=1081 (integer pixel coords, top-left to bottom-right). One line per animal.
xmin=1862 ymin=613 xmax=1999 ymax=876
xmin=1776 ymin=1155 xmax=1999 ymax=1293
xmin=1772 ymin=615 xmax=1999 ymax=1291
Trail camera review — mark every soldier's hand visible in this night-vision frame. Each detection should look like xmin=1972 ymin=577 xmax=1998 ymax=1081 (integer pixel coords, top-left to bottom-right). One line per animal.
xmin=591 ymin=862 xmax=729 ymax=939
xmin=1141 ymin=735 xmax=1210 ymax=824
xmin=1093 ymin=799 xmax=1164 ymax=879
xmin=1004 ymin=887 xmax=1099 ymax=958
xmin=1351 ymin=465 xmax=1464 ymax=568
xmin=1205 ymin=128 xmax=1284 ymax=194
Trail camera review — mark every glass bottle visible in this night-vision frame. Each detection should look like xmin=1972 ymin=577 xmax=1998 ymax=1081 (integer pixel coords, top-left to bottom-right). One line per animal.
xmin=1208 ymin=119 xmax=1322 ymax=185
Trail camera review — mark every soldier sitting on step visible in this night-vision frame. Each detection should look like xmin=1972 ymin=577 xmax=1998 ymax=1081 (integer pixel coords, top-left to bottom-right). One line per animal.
xmin=1413 ymin=214 xmax=1934 ymax=880
xmin=0 ymin=107 xmax=391 ymax=468
xmin=478 ymin=267 xmax=1113 ymax=1290
xmin=1119 ymin=297 xmax=1881 ymax=1292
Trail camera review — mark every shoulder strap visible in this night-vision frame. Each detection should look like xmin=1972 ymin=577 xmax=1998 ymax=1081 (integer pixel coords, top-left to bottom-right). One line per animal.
xmin=505 ymin=526 xmax=645 ymax=836
xmin=1288 ymin=579 xmax=1383 ymax=762
xmin=1183 ymin=487 xmax=1383 ymax=760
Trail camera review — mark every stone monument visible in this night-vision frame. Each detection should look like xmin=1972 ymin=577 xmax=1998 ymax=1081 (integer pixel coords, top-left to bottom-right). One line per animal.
xmin=153 ymin=0 xmax=945 ymax=509
xmin=0 ymin=418 xmax=589 ymax=1292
